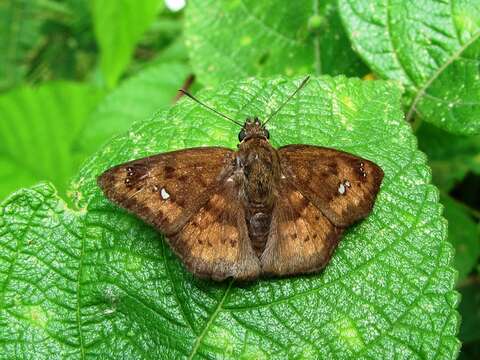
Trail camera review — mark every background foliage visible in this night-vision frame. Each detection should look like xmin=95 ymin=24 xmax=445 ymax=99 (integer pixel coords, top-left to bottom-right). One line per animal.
xmin=0 ymin=0 xmax=479 ymax=359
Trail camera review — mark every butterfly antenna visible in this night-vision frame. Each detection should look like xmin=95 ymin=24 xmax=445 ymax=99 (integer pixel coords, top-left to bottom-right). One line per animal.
xmin=262 ymin=76 xmax=311 ymax=127
xmin=178 ymin=89 xmax=244 ymax=127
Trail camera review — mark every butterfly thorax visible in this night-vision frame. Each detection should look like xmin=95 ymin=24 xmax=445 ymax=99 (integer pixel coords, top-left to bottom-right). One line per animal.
xmin=237 ymin=137 xmax=280 ymax=256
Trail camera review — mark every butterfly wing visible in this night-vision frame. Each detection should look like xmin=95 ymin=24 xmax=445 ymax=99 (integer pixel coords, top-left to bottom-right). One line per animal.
xmin=171 ymin=180 xmax=260 ymax=281
xmin=98 ymin=147 xmax=260 ymax=281
xmin=261 ymin=180 xmax=343 ymax=276
xmin=98 ymin=147 xmax=234 ymax=235
xmin=278 ymin=145 xmax=384 ymax=227
xmin=260 ymin=145 xmax=383 ymax=276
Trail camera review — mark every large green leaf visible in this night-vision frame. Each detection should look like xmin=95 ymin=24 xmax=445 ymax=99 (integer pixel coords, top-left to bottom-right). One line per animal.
xmin=339 ymin=0 xmax=480 ymax=135
xmin=458 ymin=283 xmax=480 ymax=343
xmin=0 ymin=82 xmax=103 ymax=200
xmin=417 ymin=122 xmax=480 ymax=191
xmin=184 ymin=0 xmax=368 ymax=85
xmin=91 ymin=0 xmax=164 ymax=88
xmin=440 ymin=195 xmax=479 ymax=280
xmin=75 ymin=61 xmax=190 ymax=157
xmin=0 ymin=0 xmax=43 ymax=90
xmin=1 ymin=77 xmax=459 ymax=358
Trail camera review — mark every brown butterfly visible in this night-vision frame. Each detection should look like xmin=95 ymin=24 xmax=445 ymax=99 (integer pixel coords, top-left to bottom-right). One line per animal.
xmin=98 ymin=77 xmax=384 ymax=281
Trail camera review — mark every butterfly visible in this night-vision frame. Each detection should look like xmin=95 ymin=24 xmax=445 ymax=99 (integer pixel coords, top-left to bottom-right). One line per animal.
xmin=98 ymin=77 xmax=384 ymax=281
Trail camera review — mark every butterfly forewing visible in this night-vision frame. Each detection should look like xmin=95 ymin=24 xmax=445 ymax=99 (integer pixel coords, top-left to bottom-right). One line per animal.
xmin=97 ymin=147 xmax=235 ymax=235
xmin=279 ymin=145 xmax=384 ymax=227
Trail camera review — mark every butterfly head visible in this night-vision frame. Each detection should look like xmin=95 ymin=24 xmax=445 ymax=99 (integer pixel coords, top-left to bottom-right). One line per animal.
xmin=238 ymin=117 xmax=270 ymax=143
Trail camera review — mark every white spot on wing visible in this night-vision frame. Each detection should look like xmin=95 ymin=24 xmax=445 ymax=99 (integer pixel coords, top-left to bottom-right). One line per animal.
xmin=160 ymin=187 xmax=170 ymax=200
xmin=338 ymin=183 xmax=346 ymax=195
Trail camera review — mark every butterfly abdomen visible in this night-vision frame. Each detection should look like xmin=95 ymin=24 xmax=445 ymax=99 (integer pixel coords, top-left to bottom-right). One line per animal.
xmin=246 ymin=208 xmax=273 ymax=256
xmin=236 ymin=140 xmax=281 ymax=257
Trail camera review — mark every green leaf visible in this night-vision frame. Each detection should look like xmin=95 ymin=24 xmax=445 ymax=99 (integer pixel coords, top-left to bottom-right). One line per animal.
xmin=458 ymin=283 xmax=480 ymax=343
xmin=184 ymin=0 xmax=368 ymax=85
xmin=75 ymin=61 xmax=190 ymax=157
xmin=417 ymin=122 xmax=480 ymax=191
xmin=440 ymin=195 xmax=479 ymax=280
xmin=0 ymin=82 xmax=103 ymax=200
xmin=151 ymin=36 xmax=190 ymax=64
xmin=0 ymin=0 xmax=44 ymax=90
xmin=339 ymin=0 xmax=480 ymax=135
xmin=1 ymin=77 xmax=459 ymax=358
xmin=91 ymin=0 xmax=164 ymax=88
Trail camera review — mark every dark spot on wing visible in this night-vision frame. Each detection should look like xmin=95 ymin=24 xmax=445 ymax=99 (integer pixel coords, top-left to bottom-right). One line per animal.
xmin=355 ymin=161 xmax=368 ymax=181
xmin=164 ymin=166 xmax=175 ymax=178
xmin=325 ymin=161 xmax=338 ymax=176
xmin=176 ymin=197 xmax=186 ymax=207
xmin=124 ymin=163 xmax=148 ymax=187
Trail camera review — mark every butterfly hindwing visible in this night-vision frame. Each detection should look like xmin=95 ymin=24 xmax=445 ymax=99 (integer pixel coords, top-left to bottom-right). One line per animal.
xmin=278 ymin=145 xmax=384 ymax=227
xmin=171 ymin=180 xmax=260 ymax=281
xmin=261 ymin=180 xmax=343 ymax=276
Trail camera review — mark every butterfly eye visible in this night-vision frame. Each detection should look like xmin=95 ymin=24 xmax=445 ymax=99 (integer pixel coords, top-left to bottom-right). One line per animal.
xmin=238 ymin=129 xmax=246 ymax=142
xmin=264 ymin=129 xmax=270 ymax=139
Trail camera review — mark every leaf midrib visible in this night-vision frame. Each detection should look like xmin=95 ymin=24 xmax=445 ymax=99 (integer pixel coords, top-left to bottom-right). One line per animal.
xmin=187 ymin=280 xmax=233 ymax=359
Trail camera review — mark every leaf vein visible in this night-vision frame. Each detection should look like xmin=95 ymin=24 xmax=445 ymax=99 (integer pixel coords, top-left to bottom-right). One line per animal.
xmin=187 ymin=280 xmax=233 ymax=360
xmin=406 ymin=30 xmax=480 ymax=121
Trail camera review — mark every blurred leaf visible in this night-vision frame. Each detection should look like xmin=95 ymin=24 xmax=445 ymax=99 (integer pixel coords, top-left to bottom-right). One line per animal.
xmin=184 ymin=0 xmax=368 ymax=85
xmin=0 ymin=82 xmax=103 ymax=200
xmin=91 ymin=0 xmax=164 ymax=88
xmin=27 ymin=0 xmax=97 ymax=83
xmin=128 ymin=12 xmax=187 ymax=75
xmin=441 ymin=195 xmax=479 ymax=280
xmin=0 ymin=0 xmax=44 ymax=90
xmin=458 ymin=282 xmax=480 ymax=343
xmin=151 ymin=36 xmax=189 ymax=63
xmin=146 ymin=12 xmax=183 ymax=40
xmin=459 ymin=340 xmax=480 ymax=360
xmin=417 ymin=122 xmax=480 ymax=191
xmin=0 ymin=0 xmax=99 ymax=88
xmin=75 ymin=61 xmax=190 ymax=157
xmin=339 ymin=0 xmax=480 ymax=135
